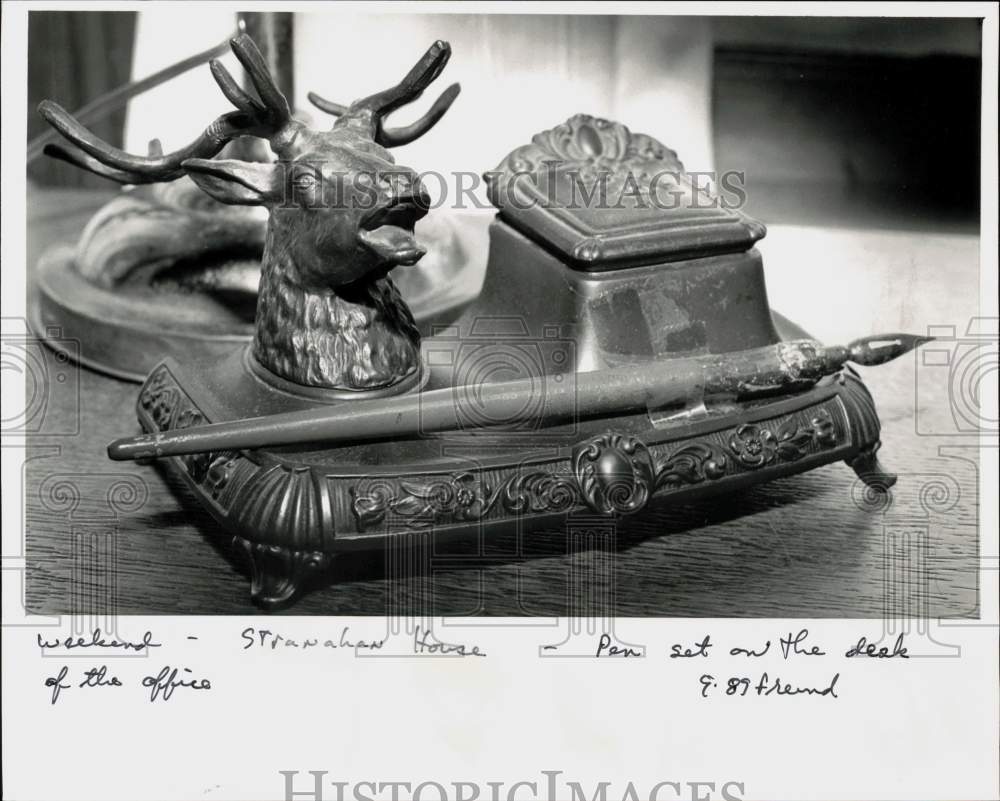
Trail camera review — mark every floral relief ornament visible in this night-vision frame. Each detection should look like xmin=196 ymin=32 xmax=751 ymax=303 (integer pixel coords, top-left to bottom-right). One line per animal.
xmin=493 ymin=114 xmax=685 ymax=191
xmin=729 ymin=410 xmax=836 ymax=468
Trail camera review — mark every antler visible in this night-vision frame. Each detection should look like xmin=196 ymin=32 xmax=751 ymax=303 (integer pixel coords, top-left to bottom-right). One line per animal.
xmin=308 ymin=40 xmax=460 ymax=147
xmin=39 ymin=34 xmax=297 ymax=184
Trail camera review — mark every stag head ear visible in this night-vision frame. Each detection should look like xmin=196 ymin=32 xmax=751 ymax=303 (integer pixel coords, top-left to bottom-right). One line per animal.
xmin=182 ymin=158 xmax=279 ymax=205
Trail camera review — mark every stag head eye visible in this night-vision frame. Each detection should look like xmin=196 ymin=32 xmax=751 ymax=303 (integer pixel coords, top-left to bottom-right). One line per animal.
xmin=292 ymin=171 xmax=319 ymax=192
xmin=285 ymin=166 xmax=325 ymax=208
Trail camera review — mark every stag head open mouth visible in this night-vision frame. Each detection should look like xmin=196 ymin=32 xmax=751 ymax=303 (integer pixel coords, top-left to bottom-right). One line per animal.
xmin=358 ymin=192 xmax=430 ymax=266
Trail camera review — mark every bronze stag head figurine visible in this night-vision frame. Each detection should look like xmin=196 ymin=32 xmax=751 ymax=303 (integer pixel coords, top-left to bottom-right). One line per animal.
xmin=39 ymin=34 xmax=460 ymax=391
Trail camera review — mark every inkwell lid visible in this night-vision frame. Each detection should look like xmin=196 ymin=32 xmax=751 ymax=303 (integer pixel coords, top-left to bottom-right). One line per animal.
xmin=485 ymin=114 xmax=767 ymax=271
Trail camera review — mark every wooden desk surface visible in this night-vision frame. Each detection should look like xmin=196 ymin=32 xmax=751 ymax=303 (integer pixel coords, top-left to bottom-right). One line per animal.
xmin=23 ymin=188 xmax=982 ymax=617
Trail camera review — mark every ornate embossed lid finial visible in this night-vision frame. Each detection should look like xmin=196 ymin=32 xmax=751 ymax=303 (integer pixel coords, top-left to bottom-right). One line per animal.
xmin=486 ymin=114 xmax=767 ymax=271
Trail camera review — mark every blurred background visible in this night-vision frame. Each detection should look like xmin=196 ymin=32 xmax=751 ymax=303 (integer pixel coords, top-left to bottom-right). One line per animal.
xmin=27 ymin=10 xmax=981 ymax=232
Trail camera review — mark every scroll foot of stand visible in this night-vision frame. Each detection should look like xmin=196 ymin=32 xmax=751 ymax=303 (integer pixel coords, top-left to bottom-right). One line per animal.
xmin=232 ymin=537 xmax=333 ymax=611
xmin=847 ymin=442 xmax=897 ymax=492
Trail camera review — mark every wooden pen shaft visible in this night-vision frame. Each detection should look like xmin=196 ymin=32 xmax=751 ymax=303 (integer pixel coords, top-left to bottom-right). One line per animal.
xmin=108 ymin=339 xmax=838 ymax=461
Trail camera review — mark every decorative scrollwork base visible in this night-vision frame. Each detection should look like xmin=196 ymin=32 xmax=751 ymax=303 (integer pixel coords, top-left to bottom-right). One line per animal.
xmin=137 ymin=359 xmax=895 ymax=608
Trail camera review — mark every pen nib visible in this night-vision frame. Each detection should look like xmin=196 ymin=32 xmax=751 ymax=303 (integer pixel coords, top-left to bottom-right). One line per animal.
xmin=847 ymin=333 xmax=935 ymax=366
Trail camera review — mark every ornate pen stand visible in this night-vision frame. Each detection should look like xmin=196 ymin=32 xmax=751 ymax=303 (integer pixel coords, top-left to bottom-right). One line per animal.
xmin=131 ymin=115 xmax=891 ymax=608
xmin=38 ymin=36 xmax=894 ymax=609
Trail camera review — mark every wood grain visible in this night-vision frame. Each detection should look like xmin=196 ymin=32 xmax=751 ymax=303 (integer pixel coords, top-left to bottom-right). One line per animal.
xmin=23 ymin=188 xmax=981 ymax=617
